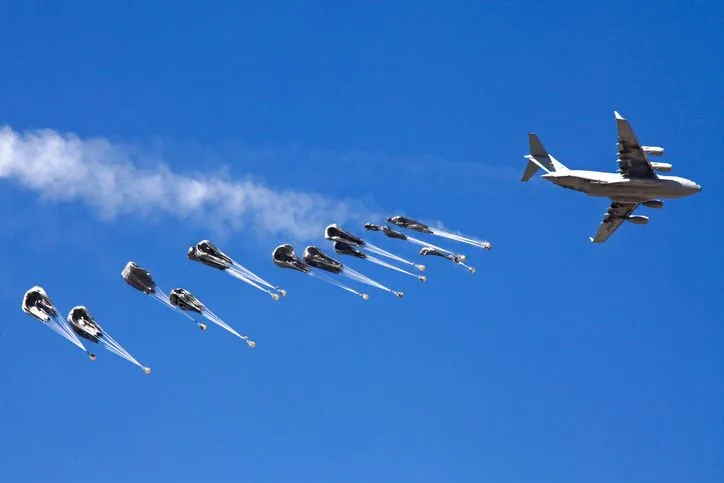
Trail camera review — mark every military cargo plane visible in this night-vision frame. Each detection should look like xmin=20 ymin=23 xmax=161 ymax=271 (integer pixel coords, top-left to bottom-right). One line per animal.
xmin=521 ymin=111 xmax=701 ymax=242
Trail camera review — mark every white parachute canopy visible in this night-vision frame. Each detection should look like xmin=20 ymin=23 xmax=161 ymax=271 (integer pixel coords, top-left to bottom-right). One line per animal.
xmin=67 ymin=306 xmax=150 ymax=374
xmin=21 ymin=286 xmax=94 ymax=360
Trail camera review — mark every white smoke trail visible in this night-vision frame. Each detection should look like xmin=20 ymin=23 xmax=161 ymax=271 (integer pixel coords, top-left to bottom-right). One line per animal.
xmin=0 ymin=125 xmax=362 ymax=240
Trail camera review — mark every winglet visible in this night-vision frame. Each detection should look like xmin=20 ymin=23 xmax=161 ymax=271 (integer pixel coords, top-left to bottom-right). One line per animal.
xmin=614 ymin=110 xmax=624 ymax=120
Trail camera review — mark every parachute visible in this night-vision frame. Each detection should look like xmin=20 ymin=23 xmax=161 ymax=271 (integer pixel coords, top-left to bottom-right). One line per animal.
xmin=333 ymin=241 xmax=426 ymax=282
xmin=21 ymin=286 xmax=96 ymax=360
xmin=324 ymin=223 xmax=425 ymax=272
xmin=272 ymin=244 xmax=311 ymax=273
xmin=188 ymin=240 xmax=285 ymax=300
xmin=67 ymin=306 xmax=151 ymax=374
xmin=364 ymin=223 xmax=467 ymax=262
xmin=121 ymin=261 xmax=206 ymax=331
xmin=168 ymin=288 xmax=255 ymax=348
xmin=273 ymin=244 xmax=367 ymax=299
xmin=419 ymin=247 xmax=475 ymax=273
xmin=386 ymin=215 xmax=492 ymax=250
xmin=304 ymin=246 xmax=404 ymax=299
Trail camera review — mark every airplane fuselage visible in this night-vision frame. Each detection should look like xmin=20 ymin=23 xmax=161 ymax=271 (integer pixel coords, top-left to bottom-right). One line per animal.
xmin=541 ymin=170 xmax=701 ymax=203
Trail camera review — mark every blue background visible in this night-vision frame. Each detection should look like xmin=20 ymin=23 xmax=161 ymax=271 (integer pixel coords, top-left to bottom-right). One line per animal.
xmin=0 ymin=1 xmax=722 ymax=482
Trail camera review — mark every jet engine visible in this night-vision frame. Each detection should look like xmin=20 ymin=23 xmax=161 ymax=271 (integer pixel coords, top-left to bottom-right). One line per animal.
xmin=643 ymin=199 xmax=664 ymax=209
xmin=626 ymin=215 xmax=649 ymax=224
xmin=650 ymin=161 xmax=672 ymax=172
xmin=642 ymin=146 xmax=664 ymax=156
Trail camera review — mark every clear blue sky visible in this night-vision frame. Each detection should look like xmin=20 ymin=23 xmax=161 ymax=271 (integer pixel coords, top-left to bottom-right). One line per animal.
xmin=1 ymin=1 xmax=722 ymax=482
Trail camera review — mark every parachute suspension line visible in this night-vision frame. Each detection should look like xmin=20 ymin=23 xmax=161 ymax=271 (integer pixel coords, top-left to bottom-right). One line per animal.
xmin=47 ymin=314 xmax=87 ymax=352
xmin=307 ymin=271 xmax=369 ymax=300
xmin=365 ymin=243 xmax=424 ymax=271
xmin=229 ymin=262 xmax=285 ymax=296
xmin=429 ymin=228 xmax=492 ymax=250
xmin=456 ymin=260 xmax=476 ymax=274
xmin=341 ymin=267 xmax=403 ymax=297
xmin=100 ymin=332 xmax=147 ymax=370
xmin=226 ymin=268 xmax=280 ymax=300
xmin=341 ymin=267 xmax=393 ymax=293
xmin=201 ymin=309 xmax=256 ymax=348
xmin=150 ymin=290 xmax=206 ymax=329
xmin=366 ymin=254 xmax=424 ymax=280
xmin=405 ymin=235 xmax=454 ymax=255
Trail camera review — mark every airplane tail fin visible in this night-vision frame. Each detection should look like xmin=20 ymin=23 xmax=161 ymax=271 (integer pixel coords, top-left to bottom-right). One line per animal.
xmin=521 ymin=133 xmax=569 ymax=181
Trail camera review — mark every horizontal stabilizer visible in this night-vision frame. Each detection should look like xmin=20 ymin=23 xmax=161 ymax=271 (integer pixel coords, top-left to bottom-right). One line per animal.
xmin=521 ymin=159 xmax=540 ymax=182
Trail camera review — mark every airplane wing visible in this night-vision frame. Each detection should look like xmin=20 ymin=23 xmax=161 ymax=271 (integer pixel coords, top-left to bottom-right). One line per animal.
xmin=615 ymin=111 xmax=656 ymax=178
xmin=589 ymin=201 xmax=640 ymax=243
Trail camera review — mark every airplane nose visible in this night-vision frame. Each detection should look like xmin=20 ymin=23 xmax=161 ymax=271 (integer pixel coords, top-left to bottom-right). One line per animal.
xmin=696 ymin=184 xmax=702 ymax=192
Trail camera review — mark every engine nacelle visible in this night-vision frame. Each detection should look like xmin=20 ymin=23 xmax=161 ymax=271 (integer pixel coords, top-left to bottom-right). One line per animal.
xmin=642 ymin=146 xmax=664 ymax=156
xmin=650 ymin=161 xmax=672 ymax=172
xmin=626 ymin=215 xmax=649 ymax=225
xmin=643 ymin=199 xmax=664 ymax=209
